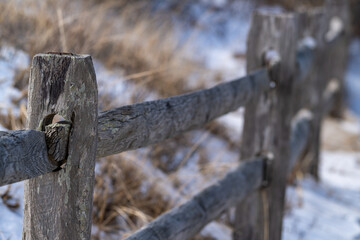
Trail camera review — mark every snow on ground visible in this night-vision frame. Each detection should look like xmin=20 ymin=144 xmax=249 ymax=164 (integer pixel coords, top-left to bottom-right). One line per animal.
xmin=0 ymin=182 xmax=24 ymax=240
xmin=0 ymin=46 xmax=29 ymax=116
xmin=283 ymin=112 xmax=360 ymax=240
xmin=94 ymin=60 xmax=159 ymax=111
xmin=283 ymin=151 xmax=360 ymax=240
xmin=0 ymin=46 xmax=28 ymax=240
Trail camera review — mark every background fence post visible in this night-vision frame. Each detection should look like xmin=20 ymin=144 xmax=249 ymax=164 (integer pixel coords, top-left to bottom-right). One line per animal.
xmin=325 ymin=0 xmax=351 ymax=118
xmin=301 ymin=1 xmax=351 ymax=178
xmin=292 ymin=9 xmax=328 ymax=179
xmin=233 ymin=12 xmax=299 ymax=240
xmin=23 ymin=54 xmax=98 ymax=240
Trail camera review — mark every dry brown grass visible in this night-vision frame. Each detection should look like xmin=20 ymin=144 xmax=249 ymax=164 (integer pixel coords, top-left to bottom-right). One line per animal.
xmin=0 ymin=0 xmax=211 ymax=98
xmin=92 ymin=151 xmax=226 ymax=239
xmin=0 ymin=0 xmax=216 ymax=129
xmin=92 ymin=155 xmax=171 ymax=238
xmin=0 ymin=104 xmax=27 ymax=130
xmin=0 ymin=1 xmax=242 ymax=239
xmin=321 ymin=111 xmax=360 ymax=152
xmin=262 ymin=0 xmax=324 ymax=10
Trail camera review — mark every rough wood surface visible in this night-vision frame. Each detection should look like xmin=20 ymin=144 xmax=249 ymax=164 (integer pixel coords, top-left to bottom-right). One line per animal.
xmin=293 ymin=9 xmax=327 ymax=113
xmin=0 ymin=130 xmax=53 ymax=186
xmin=0 ymin=122 xmax=71 ymax=186
xmin=324 ymin=0 xmax=351 ymax=118
xmin=23 ymin=54 xmax=98 ymax=240
xmin=234 ymin=12 xmax=298 ymax=240
xmin=297 ymin=3 xmax=350 ymax=178
xmin=292 ymin=9 xmax=329 ymax=179
xmin=96 ymin=69 xmax=269 ymax=157
xmin=125 ymin=157 xmax=264 ymax=240
xmin=44 ymin=121 xmax=72 ymax=168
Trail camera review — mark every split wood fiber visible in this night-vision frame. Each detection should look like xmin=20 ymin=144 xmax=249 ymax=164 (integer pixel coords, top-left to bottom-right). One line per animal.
xmin=23 ymin=54 xmax=98 ymax=240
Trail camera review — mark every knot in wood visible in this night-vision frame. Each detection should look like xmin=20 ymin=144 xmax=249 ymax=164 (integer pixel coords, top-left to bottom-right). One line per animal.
xmin=44 ymin=121 xmax=72 ymax=170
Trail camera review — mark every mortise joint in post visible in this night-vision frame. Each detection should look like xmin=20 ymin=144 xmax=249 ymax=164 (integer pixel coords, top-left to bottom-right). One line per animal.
xmin=262 ymin=48 xmax=281 ymax=89
xmin=43 ymin=120 xmax=72 ymax=171
xmin=257 ymin=151 xmax=274 ymax=188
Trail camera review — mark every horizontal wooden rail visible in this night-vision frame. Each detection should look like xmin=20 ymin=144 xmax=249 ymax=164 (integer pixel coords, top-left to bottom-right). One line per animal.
xmin=0 ymin=130 xmax=53 ymax=186
xmin=96 ymin=69 xmax=270 ymax=157
xmin=11 ymin=3 xmax=349 ymax=238
xmin=289 ymin=109 xmax=313 ymax=171
xmin=125 ymin=157 xmax=265 ymax=240
xmin=0 ymin=69 xmax=269 ymax=186
xmin=325 ymin=16 xmax=345 ymax=43
xmin=322 ymin=79 xmax=340 ymax=116
xmin=125 ymin=107 xmax=313 ymax=240
xmin=0 ymin=122 xmax=71 ymax=186
xmin=296 ymin=36 xmax=317 ymax=81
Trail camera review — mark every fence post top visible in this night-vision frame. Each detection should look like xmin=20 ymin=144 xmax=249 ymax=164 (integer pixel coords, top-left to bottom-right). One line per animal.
xmin=253 ymin=9 xmax=297 ymax=19
xmin=33 ymin=53 xmax=91 ymax=59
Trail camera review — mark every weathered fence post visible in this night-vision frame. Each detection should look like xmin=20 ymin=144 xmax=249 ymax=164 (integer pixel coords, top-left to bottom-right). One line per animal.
xmin=300 ymin=1 xmax=350 ymax=178
xmin=292 ymin=9 xmax=328 ymax=179
xmin=23 ymin=54 xmax=98 ymax=240
xmin=325 ymin=0 xmax=351 ymax=118
xmin=233 ymin=12 xmax=298 ymax=240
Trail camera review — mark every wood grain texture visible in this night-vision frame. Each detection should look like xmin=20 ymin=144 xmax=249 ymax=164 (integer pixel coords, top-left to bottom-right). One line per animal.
xmin=293 ymin=9 xmax=327 ymax=113
xmin=0 ymin=130 xmax=54 ymax=186
xmin=23 ymin=54 xmax=98 ymax=240
xmin=0 ymin=122 xmax=72 ymax=186
xmin=44 ymin=121 xmax=72 ymax=168
xmin=296 ymin=3 xmax=350 ymax=178
xmin=125 ymin=157 xmax=264 ymax=240
xmin=96 ymin=69 xmax=269 ymax=157
xmin=234 ymin=12 xmax=299 ymax=240
xmin=324 ymin=0 xmax=351 ymax=118
xmin=292 ymin=9 xmax=329 ymax=179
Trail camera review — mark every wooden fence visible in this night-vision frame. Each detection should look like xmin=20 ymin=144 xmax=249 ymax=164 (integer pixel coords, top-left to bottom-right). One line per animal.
xmin=0 ymin=1 xmax=350 ymax=240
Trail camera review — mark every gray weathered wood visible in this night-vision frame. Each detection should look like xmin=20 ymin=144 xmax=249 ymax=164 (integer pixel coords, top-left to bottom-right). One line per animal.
xmin=293 ymin=9 xmax=327 ymax=113
xmin=23 ymin=53 xmax=98 ymax=240
xmin=96 ymin=69 xmax=269 ymax=158
xmin=43 ymin=121 xmax=72 ymax=168
xmin=296 ymin=36 xmax=317 ymax=82
xmin=291 ymin=9 xmax=329 ymax=179
xmin=125 ymin=157 xmax=264 ymax=240
xmin=0 ymin=130 xmax=52 ymax=186
xmin=299 ymin=3 xmax=350 ymax=178
xmin=322 ymin=79 xmax=340 ymax=116
xmin=324 ymin=0 xmax=351 ymax=118
xmin=0 ymin=122 xmax=71 ymax=186
xmin=289 ymin=109 xmax=313 ymax=172
xmin=234 ymin=12 xmax=299 ymax=240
